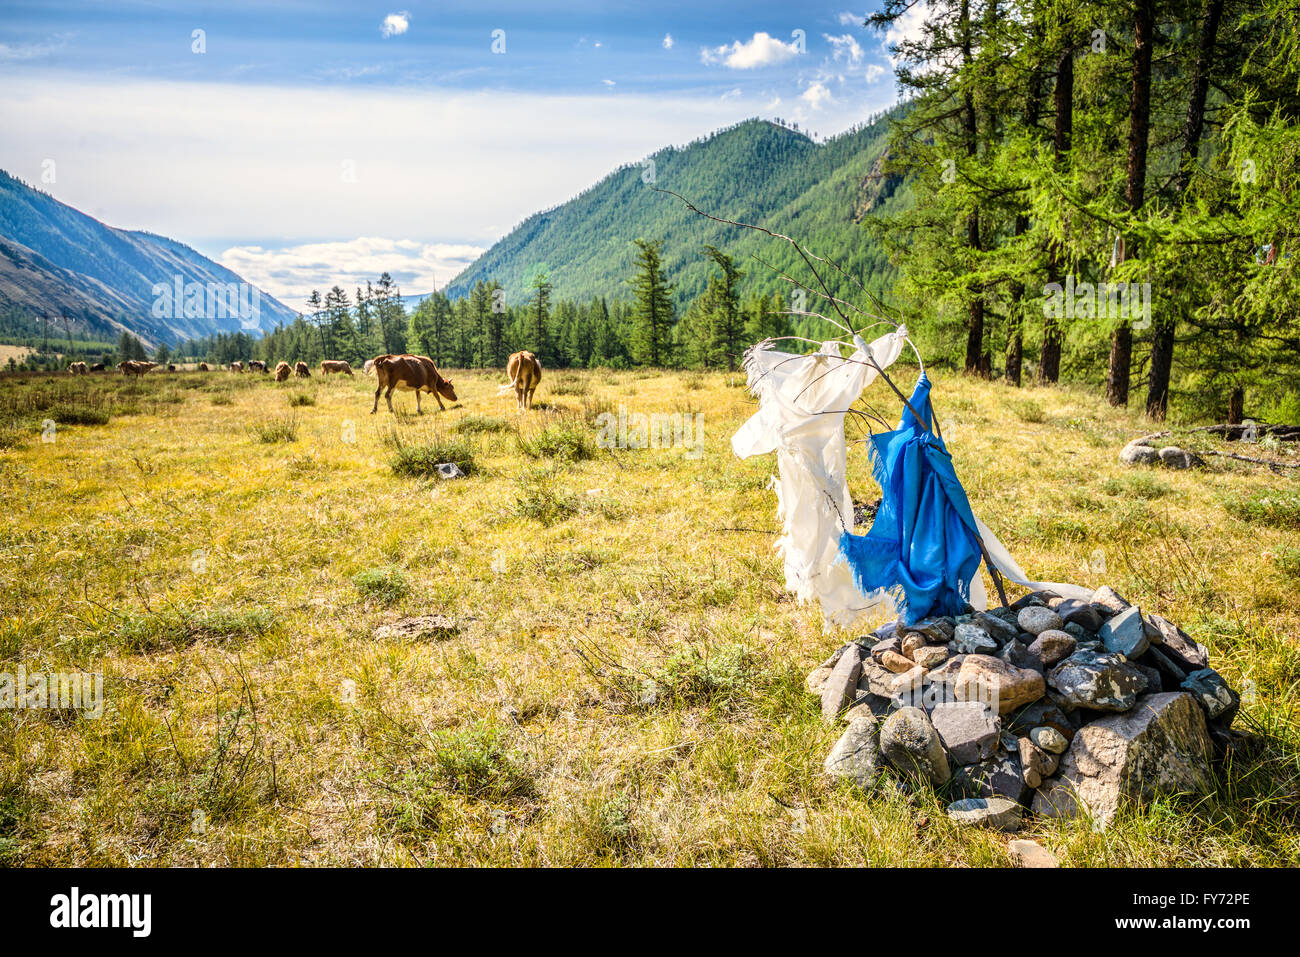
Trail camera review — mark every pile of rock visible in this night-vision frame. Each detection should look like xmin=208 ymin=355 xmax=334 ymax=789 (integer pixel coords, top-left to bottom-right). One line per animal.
xmin=809 ymin=586 xmax=1240 ymax=831
xmin=1120 ymin=438 xmax=1204 ymax=469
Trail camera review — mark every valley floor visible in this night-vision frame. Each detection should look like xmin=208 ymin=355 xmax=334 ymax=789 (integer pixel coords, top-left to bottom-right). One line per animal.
xmin=0 ymin=365 xmax=1297 ymax=866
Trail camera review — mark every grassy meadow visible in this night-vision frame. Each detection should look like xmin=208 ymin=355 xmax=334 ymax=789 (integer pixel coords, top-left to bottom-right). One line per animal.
xmin=0 ymin=362 xmax=1298 ymax=866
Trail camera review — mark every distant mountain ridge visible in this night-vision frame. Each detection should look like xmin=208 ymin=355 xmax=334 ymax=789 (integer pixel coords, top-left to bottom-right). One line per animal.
xmin=445 ymin=113 xmax=907 ymax=308
xmin=0 ymin=170 xmax=297 ymax=348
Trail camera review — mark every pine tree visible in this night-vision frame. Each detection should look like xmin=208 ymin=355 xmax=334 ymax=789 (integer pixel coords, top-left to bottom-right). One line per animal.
xmin=628 ymin=239 xmax=675 ymax=367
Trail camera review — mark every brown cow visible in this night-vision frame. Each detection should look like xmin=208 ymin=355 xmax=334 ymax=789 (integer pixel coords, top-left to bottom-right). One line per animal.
xmin=248 ymin=360 xmax=267 ymax=373
xmin=504 ymin=350 xmax=542 ymax=411
xmin=230 ymin=361 xmax=244 ymax=373
xmin=89 ymin=362 xmax=105 ymax=372
xmin=67 ymin=361 xmax=88 ymax=376
xmin=118 ymin=360 xmax=153 ymax=378
xmin=321 ymin=360 xmax=354 ymax=377
xmin=294 ymin=361 xmax=311 ymax=378
xmin=274 ymin=361 xmax=291 ymax=382
xmin=198 ymin=362 xmax=210 ymax=371
xmin=370 ymin=354 xmax=457 ymax=414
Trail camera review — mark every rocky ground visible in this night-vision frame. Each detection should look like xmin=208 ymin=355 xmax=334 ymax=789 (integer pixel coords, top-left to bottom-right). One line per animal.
xmin=812 ymin=585 xmax=1239 ymax=834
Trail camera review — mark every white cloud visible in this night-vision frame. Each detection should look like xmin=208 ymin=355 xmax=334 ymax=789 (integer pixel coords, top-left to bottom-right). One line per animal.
xmin=836 ymin=12 xmax=867 ymax=27
xmin=864 ymin=63 xmax=887 ymax=83
xmin=0 ymin=74 xmax=833 ymax=285
xmin=0 ymin=35 xmax=68 ymax=61
xmin=380 ymin=12 xmax=410 ymax=38
xmin=824 ymin=33 xmax=864 ymax=65
xmin=720 ymin=88 xmax=742 ymax=101
xmin=220 ymin=238 xmax=483 ymax=303
xmin=701 ymin=32 xmax=800 ymax=69
xmin=662 ymin=33 xmax=674 ymax=50
xmin=800 ymin=82 xmax=833 ymax=110
xmin=602 ymin=78 xmax=615 ymax=87
xmin=884 ymin=3 xmax=931 ymax=63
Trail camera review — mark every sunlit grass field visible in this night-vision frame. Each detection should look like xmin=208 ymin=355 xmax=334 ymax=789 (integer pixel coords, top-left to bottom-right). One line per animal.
xmin=1 ymin=363 xmax=1298 ymax=866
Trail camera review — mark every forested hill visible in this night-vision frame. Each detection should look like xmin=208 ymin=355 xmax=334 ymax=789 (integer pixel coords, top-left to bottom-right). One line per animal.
xmin=445 ymin=114 xmax=908 ymax=307
xmin=0 ymin=170 xmax=297 ymax=347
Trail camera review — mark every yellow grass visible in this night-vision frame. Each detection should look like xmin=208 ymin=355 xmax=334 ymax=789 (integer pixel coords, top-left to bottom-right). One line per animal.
xmin=0 ymin=365 xmax=1297 ymax=866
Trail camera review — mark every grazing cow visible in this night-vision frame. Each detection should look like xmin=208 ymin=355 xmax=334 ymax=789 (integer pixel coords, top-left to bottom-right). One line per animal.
xmin=294 ymin=361 xmax=311 ymax=378
xmin=504 ymin=350 xmax=542 ymax=411
xmin=248 ymin=360 xmax=267 ymax=373
xmin=230 ymin=361 xmax=244 ymax=373
xmin=67 ymin=361 xmax=88 ymax=376
xmin=89 ymin=362 xmax=105 ymax=372
xmin=198 ymin=362 xmax=210 ymax=371
xmin=274 ymin=361 xmax=291 ymax=382
xmin=363 ymin=358 xmax=376 ymax=376
xmin=369 ymin=354 xmax=457 ymax=414
xmin=321 ymin=359 xmax=354 ymax=377
xmin=118 ymin=360 xmax=153 ymax=378
xmin=166 ymin=363 xmax=176 ymax=372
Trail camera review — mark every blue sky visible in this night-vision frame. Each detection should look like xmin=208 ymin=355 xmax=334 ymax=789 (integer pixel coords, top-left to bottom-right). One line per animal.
xmin=0 ymin=1 xmax=913 ymax=302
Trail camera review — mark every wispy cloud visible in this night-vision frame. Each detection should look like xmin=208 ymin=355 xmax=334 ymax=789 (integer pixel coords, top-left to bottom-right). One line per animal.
xmin=800 ymin=82 xmax=833 ymax=110
xmin=220 ymin=238 xmax=483 ymax=303
xmin=700 ymin=32 xmax=801 ymax=69
xmin=380 ymin=12 xmax=410 ymax=39
xmin=662 ymin=33 xmax=674 ymax=50
xmin=836 ymin=12 xmax=868 ymax=28
xmin=0 ymin=34 xmax=69 ymax=61
xmin=824 ymin=33 xmax=864 ymax=65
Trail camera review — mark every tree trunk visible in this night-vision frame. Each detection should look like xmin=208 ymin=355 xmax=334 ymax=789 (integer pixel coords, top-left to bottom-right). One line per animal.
xmin=1106 ymin=0 xmax=1155 ymax=407
xmin=961 ymin=0 xmax=984 ymax=375
xmin=1228 ymin=386 xmax=1244 ymax=425
xmin=1146 ymin=0 xmax=1223 ymax=420
xmin=1041 ymin=40 xmax=1074 ymax=385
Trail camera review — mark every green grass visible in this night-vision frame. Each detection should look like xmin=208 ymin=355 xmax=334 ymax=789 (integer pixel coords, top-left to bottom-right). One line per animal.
xmin=249 ymin=413 xmax=299 ymax=443
xmin=0 ymin=365 xmax=1297 ymax=866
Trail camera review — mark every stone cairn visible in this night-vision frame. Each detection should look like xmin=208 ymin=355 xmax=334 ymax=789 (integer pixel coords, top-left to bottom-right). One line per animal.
xmin=809 ymin=586 xmax=1240 ymax=832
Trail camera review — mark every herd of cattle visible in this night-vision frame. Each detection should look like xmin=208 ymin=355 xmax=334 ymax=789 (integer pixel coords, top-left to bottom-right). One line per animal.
xmin=62 ymin=350 xmax=545 ymax=414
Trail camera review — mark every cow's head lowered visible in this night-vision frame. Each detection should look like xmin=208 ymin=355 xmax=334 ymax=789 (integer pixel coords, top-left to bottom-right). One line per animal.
xmin=435 ymin=375 xmax=457 ymax=403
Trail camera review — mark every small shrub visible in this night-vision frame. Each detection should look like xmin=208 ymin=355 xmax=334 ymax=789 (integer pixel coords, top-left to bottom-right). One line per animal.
xmin=512 ymin=466 xmax=578 ymax=525
xmin=250 ymin=414 xmax=298 ymax=443
xmin=455 ymin=415 xmax=511 ymax=435
xmin=352 ymin=566 xmax=411 ymax=604
xmin=1011 ymin=399 xmax=1046 ymax=424
xmin=1224 ymin=492 xmax=1300 ymax=530
xmin=287 ymin=392 xmax=315 ymax=407
xmin=549 ymin=373 xmax=588 ymax=396
xmin=385 ymin=431 xmax=476 ymax=478
xmin=44 ymin=404 xmax=111 ymax=426
xmin=1272 ymin=547 xmax=1300 ymax=578
xmin=113 ymin=605 xmax=276 ymax=653
xmin=519 ymin=418 xmax=594 ymax=462
xmin=654 ymin=643 xmax=751 ymax=705
xmin=1100 ymin=473 xmax=1171 ymax=499
xmin=431 ymin=723 xmax=534 ymax=801
xmin=0 ymin=422 xmax=25 ymax=450
xmin=210 ymin=394 xmax=233 ymax=406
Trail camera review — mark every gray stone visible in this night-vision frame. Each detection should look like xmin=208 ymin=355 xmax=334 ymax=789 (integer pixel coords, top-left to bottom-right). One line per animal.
xmin=1011 ymin=590 xmax=1056 ymax=610
xmin=913 ymin=644 xmax=949 ymax=670
xmin=1181 ymin=668 xmax=1240 ymax=726
xmin=973 ymin=611 xmax=1020 ymax=644
xmin=930 ymin=703 xmax=1001 ymax=766
xmin=1047 ymin=650 xmax=1148 ymax=712
xmin=1091 ymin=585 xmax=1130 ymax=615
xmin=1007 ymin=699 xmax=1077 ymax=740
xmin=1030 ymin=725 xmax=1069 ymax=754
xmin=1028 ymin=630 xmax=1076 ymax=667
xmin=946 ymin=797 xmax=1023 ymax=833
xmin=823 ymin=715 xmax=884 ymax=788
xmin=1033 ymin=692 xmax=1215 ymax=827
xmin=821 ymin=643 xmax=863 ymax=723
xmin=1018 ymin=736 xmax=1060 ymax=779
xmin=1143 ymin=644 xmax=1189 ymax=686
xmin=1055 ymin=599 xmax=1104 ymax=633
xmin=858 ymin=658 xmax=897 ymax=700
xmin=871 ymin=636 xmax=903 ymax=660
xmin=1134 ymin=662 xmax=1165 ymax=694
xmin=901 ymin=632 xmax=927 ymax=660
xmin=880 ymin=706 xmax=951 ymax=786
xmin=806 ymin=666 xmax=833 ymax=696
xmin=909 ymin=617 xmax=955 ymax=643
xmin=872 ymin=621 xmax=899 ymax=642
xmin=952 ymin=622 xmax=998 ymax=655
xmin=1099 ymin=605 xmax=1150 ymax=659
xmin=1146 ymin=615 xmax=1209 ymax=672
xmin=953 ymin=750 xmax=1029 ymax=804
xmin=1158 ymin=446 xmax=1204 ymax=469
xmin=998 ymin=640 xmax=1044 ymax=675
xmin=1017 ymin=606 xmax=1064 ymax=636
xmin=1120 ymin=441 xmax=1161 ymax=466
xmin=925 ymin=655 xmax=967 ymax=698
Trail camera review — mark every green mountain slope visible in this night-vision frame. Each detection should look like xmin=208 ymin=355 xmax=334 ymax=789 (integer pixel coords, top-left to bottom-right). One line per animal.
xmin=445 ymin=114 xmax=907 ymax=309
xmin=0 ymin=170 xmax=297 ymax=347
